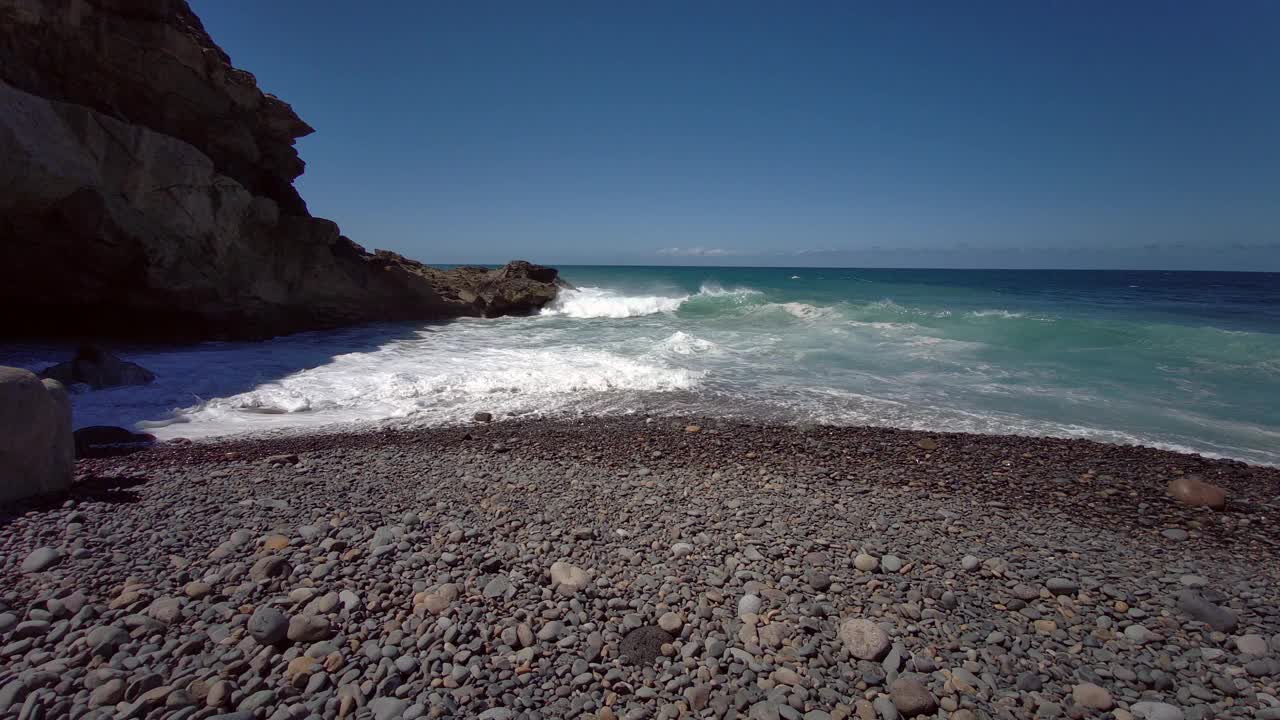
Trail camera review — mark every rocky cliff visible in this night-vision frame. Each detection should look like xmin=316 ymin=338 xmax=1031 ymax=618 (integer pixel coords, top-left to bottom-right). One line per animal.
xmin=0 ymin=0 xmax=560 ymax=341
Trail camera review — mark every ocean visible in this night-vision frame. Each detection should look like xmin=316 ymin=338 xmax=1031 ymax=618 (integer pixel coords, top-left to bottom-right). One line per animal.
xmin=5 ymin=267 xmax=1279 ymax=466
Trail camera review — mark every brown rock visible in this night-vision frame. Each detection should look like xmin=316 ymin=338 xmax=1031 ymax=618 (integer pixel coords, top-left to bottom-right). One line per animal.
xmin=284 ymin=656 xmax=319 ymax=687
xmin=1167 ymin=476 xmax=1227 ymax=510
xmin=839 ymin=618 xmax=891 ymax=661
xmin=1072 ymin=682 xmax=1114 ymax=710
xmin=287 ymin=614 xmax=333 ymax=642
xmin=261 ymin=535 xmax=291 ymax=551
xmin=889 ymin=676 xmax=938 ymax=717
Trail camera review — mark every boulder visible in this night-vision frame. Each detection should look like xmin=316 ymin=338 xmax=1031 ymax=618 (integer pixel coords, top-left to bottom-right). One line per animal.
xmin=0 ymin=367 xmax=73 ymax=503
xmin=74 ymin=426 xmax=156 ymax=459
xmin=1167 ymin=476 xmax=1227 ymax=510
xmin=39 ymin=346 xmax=155 ymax=388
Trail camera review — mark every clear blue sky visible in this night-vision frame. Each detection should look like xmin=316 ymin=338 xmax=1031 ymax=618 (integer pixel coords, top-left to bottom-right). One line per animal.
xmin=193 ymin=1 xmax=1280 ymax=270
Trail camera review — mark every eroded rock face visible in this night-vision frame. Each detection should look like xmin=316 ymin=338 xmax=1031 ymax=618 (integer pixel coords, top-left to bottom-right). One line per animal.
xmin=0 ymin=367 xmax=74 ymax=504
xmin=0 ymin=0 xmax=559 ymax=341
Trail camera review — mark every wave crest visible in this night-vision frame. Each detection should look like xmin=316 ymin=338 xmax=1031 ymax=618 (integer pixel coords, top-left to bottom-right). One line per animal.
xmin=541 ymin=287 xmax=687 ymax=318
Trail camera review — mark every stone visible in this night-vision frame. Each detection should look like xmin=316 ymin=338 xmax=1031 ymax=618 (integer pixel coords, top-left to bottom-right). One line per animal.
xmin=1167 ymin=476 xmax=1227 ymax=510
xmin=1175 ymin=590 xmax=1238 ymax=632
xmin=961 ymin=555 xmax=980 ymax=572
xmin=1130 ymin=702 xmax=1184 ymax=720
xmin=482 ymin=575 xmax=512 ymax=598
xmin=414 ymin=584 xmax=459 ymax=614
xmin=1161 ymin=528 xmax=1189 ymax=541
xmin=0 ymin=368 xmax=73 ymax=503
xmin=249 ymin=555 xmax=289 ymax=581
xmin=1237 ymin=634 xmax=1269 ymax=656
xmin=549 ymin=561 xmax=589 ymax=594
xmin=839 ymin=618 xmax=891 ymax=661
xmin=1045 ymin=577 xmax=1077 ymax=595
xmin=889 ymin=676 xmax=937 ymax=717
xmin=1124 ymin=624 xmax=1157 ymax=645
xmin=370 ymin=697 xmax=411 ymax=720
xmin=38 ymin=346 xmax=155 ymax=389
xmin=916 ymin=438 xmax=938 ymax=450
xmin=671 ymin=542 xmax=695 ymax=558
xmin=619 ymin=626 xmax=674 ymax=665
xmin=72 ymin=425 xmax=156 ymax=458
xmin=284 ymin=657 xmax=318 ymax=687
xmin=881 ymin=555 xmax=903 ymax=573
xmin=854 ymin=553 xmax=879 ymax=572
xmin=1071 ymin=683 xmax=1113 ymax=710
xmin=89 ymin=678 xmax=125 ymax=707
xmin=20 ymin=546 xmax=63 ymax=573
xmin=739 ymin=594 xmax=763 ymax=619
xmin=657 ymin=612 xmax=683 ymax=634
xmin=185 ymin=582 xmax=212 ymax=599
xmin=247 ymin=607 xmax=288 ymax=645
xmin=473 ymin=411 xmax=493 ymax=423
xmin=86 ymin=625 xmax=130 ymax=657
xmin=287 ymin=614 xmax=332 ymax=642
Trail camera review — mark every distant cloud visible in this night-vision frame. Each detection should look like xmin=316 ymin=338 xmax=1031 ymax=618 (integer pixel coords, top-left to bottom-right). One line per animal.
xmin=657 ymin=246 xmax=739 ymax=257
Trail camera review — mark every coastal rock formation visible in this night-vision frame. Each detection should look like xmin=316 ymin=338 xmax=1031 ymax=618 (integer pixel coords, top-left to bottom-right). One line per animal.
xmin=0 ymin=367 xmax=74 ymax=503
xmin=0 ymin=0 xmax=559 ymax=341
xmin=39 ymin=346 xmax=156 ymax=389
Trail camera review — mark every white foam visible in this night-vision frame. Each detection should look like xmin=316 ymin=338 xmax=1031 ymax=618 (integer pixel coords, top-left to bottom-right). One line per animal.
xmin=968 ymin=309 xmax=1026 ymax=319
xmin=651 ymin=331 xmax=720 ymax=356
xmin=776 ymin=302 xmax=837 ymax=321
xmin=541 ymin=287 xmax=687 ymax=318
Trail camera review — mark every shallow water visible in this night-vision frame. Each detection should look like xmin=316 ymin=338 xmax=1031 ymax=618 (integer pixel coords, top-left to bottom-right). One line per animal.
xmin=5 ymin=267 xmax=1278 ymax=465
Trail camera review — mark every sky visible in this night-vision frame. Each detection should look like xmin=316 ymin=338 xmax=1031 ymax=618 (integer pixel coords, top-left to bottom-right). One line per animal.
xmin=192 ymin=1 xmax=1280 ymax=270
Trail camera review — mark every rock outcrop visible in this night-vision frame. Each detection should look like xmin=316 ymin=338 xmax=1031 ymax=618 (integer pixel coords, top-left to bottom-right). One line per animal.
xmin=0 ymin=0 xmax=559 ymax=341
xmin=0 ymin=367 xmax=74 ymax=503
xmin=39 ymin=346 xmax=156 ymax=389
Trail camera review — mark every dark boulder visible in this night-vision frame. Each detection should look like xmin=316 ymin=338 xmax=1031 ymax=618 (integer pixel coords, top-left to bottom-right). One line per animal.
xmin=40 ymin=346 xmax=156 ymax=389
xmin=73 ymin=426 xmax=156 ymax=459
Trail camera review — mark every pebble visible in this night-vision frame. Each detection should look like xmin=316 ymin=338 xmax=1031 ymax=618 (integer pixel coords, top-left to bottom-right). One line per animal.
xmin=1071 ymin=682 xmax=1114 ymax=710
xmin=839 ymin=618 xmax=891 ymax=661
xmin=0 ymin=416 xmax=1274 ymax=720
xmin=247 ymin=606 xmax=287 ymax=644
xmin=20 ymin=547 xmax=62 ymax=573
xmin=889 ymin=676 xmax=937 ymax=717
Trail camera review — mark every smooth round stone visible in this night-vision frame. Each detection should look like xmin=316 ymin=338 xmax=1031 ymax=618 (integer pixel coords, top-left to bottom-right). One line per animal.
xmin=1236 ymin=634 xmax=1270 ymax=656
xmin=248 ymin=607 xmax=288 ymax=645
xmin=1045 ymin=577 xmax=1078 ymax=595
xmin=961 ymin=555 xmax=980 ymax=572
xmin=21 ymin=547 xmax=63 ymax=573
xmin=854 ymin=553 xmax=879 ymax=572
xmin=1072 ymin=683 xmax=1114 ymax=710
xmin=839 ymin=618 xmax=890 ymax=661
xmin=738 ymin=594 xmax=763 ymax=620
xmin=1161 ymin=528 xmax=1189 ymax=542
xmin=881 ymin=555 xmax=903 ymax=573
xmin=889 ymin=676 xmax=937 ymax=716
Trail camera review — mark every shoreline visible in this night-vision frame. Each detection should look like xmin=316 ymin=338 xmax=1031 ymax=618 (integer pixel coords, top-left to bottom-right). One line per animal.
xmin=3 ymin=415 xmax=1278 ymax=719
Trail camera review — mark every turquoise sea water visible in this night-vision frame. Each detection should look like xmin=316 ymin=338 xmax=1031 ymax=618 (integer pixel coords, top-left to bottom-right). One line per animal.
xmin=7 ymin=267 xmax=1279 ymax=465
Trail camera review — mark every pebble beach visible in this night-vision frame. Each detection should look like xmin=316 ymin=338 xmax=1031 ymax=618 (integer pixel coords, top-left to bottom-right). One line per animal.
xmin=2 ymin=417 xmax=1279 ymax=720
